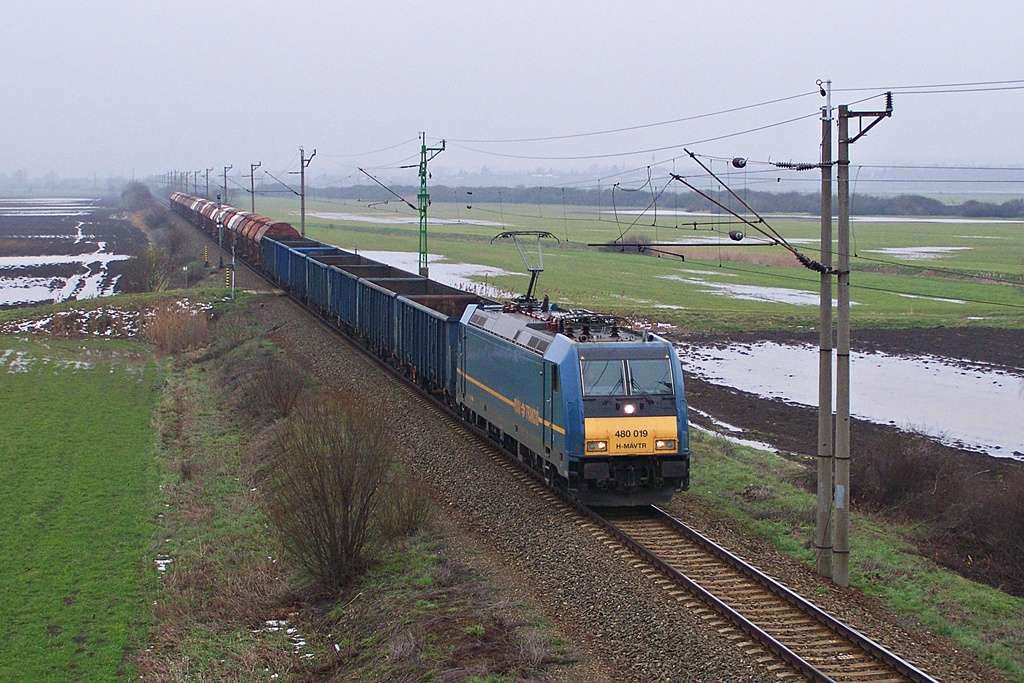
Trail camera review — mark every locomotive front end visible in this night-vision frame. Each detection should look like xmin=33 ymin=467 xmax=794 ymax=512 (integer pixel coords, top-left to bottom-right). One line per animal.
xmin=572 ymin=340 xmax=690 ymax=505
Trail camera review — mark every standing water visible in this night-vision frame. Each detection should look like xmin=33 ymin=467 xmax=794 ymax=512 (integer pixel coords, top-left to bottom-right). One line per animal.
xmin=677 ymin=341 xmax=1024 ymax=459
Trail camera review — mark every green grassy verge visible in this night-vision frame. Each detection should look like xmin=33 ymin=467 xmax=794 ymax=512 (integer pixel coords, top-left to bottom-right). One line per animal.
xmin=0 ymin=336 xmax=162 ymax=681
xmin=679 ymin=430 xmax=1024 ymax=681
xmin=133 ymin=297 xmax=576 ymax=681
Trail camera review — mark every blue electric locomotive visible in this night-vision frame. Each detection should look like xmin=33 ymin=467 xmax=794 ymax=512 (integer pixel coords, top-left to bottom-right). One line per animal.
xmin=459 ymin=304 xmax=689 ymax=506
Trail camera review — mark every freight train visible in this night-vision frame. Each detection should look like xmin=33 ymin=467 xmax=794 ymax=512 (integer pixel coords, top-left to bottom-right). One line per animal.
xmin=170 ymin=192 xmax=690 ymax=505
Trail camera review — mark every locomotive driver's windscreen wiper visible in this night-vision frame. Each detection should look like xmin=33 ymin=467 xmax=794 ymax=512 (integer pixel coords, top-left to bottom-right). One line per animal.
xmin=630 ymin=377 xmax=654 ymax=405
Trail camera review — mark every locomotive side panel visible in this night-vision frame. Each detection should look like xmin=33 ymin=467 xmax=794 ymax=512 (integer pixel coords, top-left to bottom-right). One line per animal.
xmin=458 ymin=323 xmax=563 ymax=470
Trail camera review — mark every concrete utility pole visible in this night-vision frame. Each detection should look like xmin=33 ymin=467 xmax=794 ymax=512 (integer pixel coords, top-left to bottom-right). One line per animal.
xmin=417 ymin=132 xmax=446 ymax=277
xmin=300 ymin=147 xmax=315 ymax=237
xmin=833 ymin=94 xmax=893 ymax=587
xmin=194 ymin=170 xmax=200 ymax=195
xmin=223 ymin=165 xmax=232 ymax=205
xmin=249 ymin=162 xmax=261 ymax=213
xmin=816 ymin=80 xmax=834 ymax=579
xmin=205 ymin=167 xmax=213 ymax=198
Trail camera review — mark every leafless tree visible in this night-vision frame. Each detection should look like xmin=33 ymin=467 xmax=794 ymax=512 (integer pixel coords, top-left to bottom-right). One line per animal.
xmin=264 ymin=398 xmax=392 ymax=592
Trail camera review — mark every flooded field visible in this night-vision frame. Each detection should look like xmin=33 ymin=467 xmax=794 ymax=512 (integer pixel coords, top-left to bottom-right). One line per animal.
xmin=0 ymin=198 xmax=141 ymax=307
xmin=677 ymin=340 xmax=1024 ymax=458
xmin=307 ymin=211 xmax=505 ymax=227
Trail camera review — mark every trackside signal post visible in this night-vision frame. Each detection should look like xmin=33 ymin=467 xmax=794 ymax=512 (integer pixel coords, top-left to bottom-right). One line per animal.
xmin=418 ymin=133 xmax=445 ymax=277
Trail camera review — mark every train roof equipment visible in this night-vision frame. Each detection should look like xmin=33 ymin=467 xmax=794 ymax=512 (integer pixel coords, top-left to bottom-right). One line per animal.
xmin=489 ymin=230 xmax=558 ymax=308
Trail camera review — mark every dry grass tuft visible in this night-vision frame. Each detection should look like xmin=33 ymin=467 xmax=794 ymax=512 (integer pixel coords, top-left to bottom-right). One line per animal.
xmin=145 ymin=303 xmax=211 ymax=354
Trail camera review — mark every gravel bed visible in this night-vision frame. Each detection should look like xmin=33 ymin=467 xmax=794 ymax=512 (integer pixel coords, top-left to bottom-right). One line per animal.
xmin=246 ymin=287 xmax=1004 ymax=683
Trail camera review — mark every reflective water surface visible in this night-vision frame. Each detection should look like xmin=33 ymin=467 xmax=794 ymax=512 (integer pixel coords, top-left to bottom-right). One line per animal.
xmin=678 ymin=341 xmax=1024 ymax=458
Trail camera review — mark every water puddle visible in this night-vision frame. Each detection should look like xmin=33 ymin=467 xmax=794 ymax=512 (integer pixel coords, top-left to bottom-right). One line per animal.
xmin=688 ymin=407 xmax=780 ymax=452
xmin=678 ymin=341 xmax=1024 ymax=458
xmin=0 ymin=198 xmax=96 ymax=217
xmin=862 ymin=246 xmax=970 ymax=261
xmin=661 ymin=274 xmax=841 ymax=307
xmin=0 ymin=199 xmax=131 ymax=306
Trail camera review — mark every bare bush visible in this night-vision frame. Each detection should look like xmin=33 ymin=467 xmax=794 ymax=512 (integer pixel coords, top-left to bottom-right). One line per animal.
xmin=849 ymin=426 xmax=1024 ymax=594
xmin=264 ymin=398 xmax=392 ymax=592
xmin=120 ymin=181 xmax=155 ymax=211
xmin=210 ymin=310 xmax=258 ymax=356
xmin=257 ymin=357 xmax=306 ymax=419
xmin=145 ymin=303 xmax=211 ymax=354
xmin=376 ymin=472 xmax=434 ymax=540
xmin=232 ymin=353 xmax=308 ymax=425
xmin=120 ymin=245 xmax=173 ymax=293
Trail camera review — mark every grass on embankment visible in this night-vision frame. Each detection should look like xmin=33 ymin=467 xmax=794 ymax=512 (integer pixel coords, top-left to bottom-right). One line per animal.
xmin=0 ymin=336 xmax=162 ymax=681
xmin=135 ymin=297 xmax=576 ymax=681
xmin=677 ymin=430 xmax=1024 ymax=682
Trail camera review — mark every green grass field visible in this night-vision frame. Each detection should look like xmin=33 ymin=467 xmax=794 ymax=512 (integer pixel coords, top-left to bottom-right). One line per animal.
xmin=253 ymin=195 xmax=1024 ymax=331
xmin=0 ymin=336 xmax=161 ymax=681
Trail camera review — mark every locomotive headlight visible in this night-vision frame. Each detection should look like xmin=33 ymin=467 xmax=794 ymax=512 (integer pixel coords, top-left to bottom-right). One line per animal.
xmin=586 ymin=440 xmax=608 ymax=452
xmin=623 ymin=403 xmax=637 ymax=415
xmin=655 ymin=439 xmax=676 ymax=451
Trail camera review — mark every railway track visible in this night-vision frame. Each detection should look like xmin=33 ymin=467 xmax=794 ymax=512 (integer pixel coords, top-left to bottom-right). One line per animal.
xmin=592 ymin=505 xmax=939 ymax=683
xmin=189 ymin=223 xmax=941 ymax=682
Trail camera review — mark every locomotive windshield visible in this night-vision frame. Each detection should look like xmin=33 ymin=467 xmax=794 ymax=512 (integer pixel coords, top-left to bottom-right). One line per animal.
xmin=581 ymin=359 xmax=626 ymax=396
xmin=628 ymin=359 xmax=674 ymax=395
xmin=581 ymin=358 xmax=674 ymax=397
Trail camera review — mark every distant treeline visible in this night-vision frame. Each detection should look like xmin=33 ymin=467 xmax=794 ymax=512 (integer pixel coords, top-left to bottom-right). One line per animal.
xmin=310 ymin=184 xmax=1024 ymax=218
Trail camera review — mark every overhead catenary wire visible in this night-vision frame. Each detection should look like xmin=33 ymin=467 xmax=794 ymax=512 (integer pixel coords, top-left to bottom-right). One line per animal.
xmin=446 ymin=111 xmax=822 ymax=162
xmin=357 ymin=168 xmax=417 ymax=211
xmin=669 ymin=150 xmax=830 ymax=273
xmin=448 ymin=90 xmax=820 ymax=144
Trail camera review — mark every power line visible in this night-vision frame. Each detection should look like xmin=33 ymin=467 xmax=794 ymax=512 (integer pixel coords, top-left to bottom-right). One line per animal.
xmin=320 ymin=137 xmax=420 ymax=159
xmin=834 ymin=78 xmax=1024 ymax=94
xmin=447 ymin=111 xmax=822 ymax=162
xmin=448 ymin=90 xmax=819 ymax=144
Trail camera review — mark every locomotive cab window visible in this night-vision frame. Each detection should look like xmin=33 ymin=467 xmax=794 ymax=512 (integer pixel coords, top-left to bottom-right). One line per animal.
xmin=627 ymin=359 xmax=674 ymax=396
xmin=581 ymin=359 xmax=626 ymax=396
xmin=551 ymin=365 xmax=560 ymax=393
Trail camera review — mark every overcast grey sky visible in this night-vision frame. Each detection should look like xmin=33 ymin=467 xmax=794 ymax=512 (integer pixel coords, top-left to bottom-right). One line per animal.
xmin=3 ymin=1 xmax=1023 ymax=185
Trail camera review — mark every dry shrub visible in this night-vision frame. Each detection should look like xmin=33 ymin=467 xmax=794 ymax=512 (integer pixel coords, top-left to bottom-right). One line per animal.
xmin=145 ymin=303 xmax=211 ymax=354
xmin=209 ymin=309 xmax=258 ymax=357
xmin=233 ymin=353 xmax=308 ymax=424
xmin=851 ymin=427 xmax=1024 ymax=595
xmin=264 ymin=398 xmax=392 ymax=592
xmin=659 ymin=244 xmax=802 ymax=268
xmin=376 ymin=472 xmax=434 ymax=540
xmin=258 ymin=356 xmax=306 ymax=419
